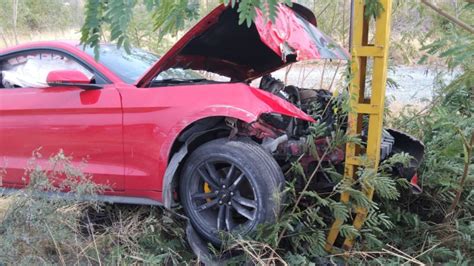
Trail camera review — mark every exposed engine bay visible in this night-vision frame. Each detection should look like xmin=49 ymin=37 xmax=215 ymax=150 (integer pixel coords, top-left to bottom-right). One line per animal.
xmin=244 ymin=75 xmax=425 ymax=193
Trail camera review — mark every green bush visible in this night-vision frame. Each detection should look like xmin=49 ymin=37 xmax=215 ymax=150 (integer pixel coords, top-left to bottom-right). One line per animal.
xmin=0 ymin=151 xmax=195 ymax=265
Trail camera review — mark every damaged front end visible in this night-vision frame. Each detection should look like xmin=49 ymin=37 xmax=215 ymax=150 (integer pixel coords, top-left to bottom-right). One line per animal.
xmin=153 ymin=2 xmax=424 ymax=204
xmin=152 ymin=2 xmax=427 ymax=259
xmin=233 ymin=75 xmax=425 ymax=194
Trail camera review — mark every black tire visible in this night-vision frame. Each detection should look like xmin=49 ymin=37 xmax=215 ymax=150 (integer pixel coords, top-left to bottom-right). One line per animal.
xmin=179 ymin=138 xmax=284 ymax=245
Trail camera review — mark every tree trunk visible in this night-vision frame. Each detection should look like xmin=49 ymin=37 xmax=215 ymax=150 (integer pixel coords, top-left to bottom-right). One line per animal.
xmin=0 ymin=27 xmax=9 ymax=47
xmin=421 ymin=0 xmax=474 ymax=34
xmin=12 ymin=0 xmax=19 ymax=44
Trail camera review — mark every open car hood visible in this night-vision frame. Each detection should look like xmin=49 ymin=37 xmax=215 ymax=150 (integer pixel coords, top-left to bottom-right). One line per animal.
xmin=137 ymin=3 xmax=349 ymax=87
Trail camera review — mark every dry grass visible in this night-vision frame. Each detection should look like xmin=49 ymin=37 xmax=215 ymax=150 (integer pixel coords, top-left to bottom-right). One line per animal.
xmin=0 ymin=29 xmax=81 ymax=49
xmin=0 ymin=198 xmax=10 ymax=220
xmin=0 ymin=151 xmax=194 ymax=264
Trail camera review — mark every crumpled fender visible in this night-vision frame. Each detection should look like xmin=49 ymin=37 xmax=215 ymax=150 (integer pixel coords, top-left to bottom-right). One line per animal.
xmin=249 ymin=86 xmax=315 ymax=122
xmin=160 ymin=83 xmax=314 ymax=144
xmin=158 ymin=83 xmax=314 ymax=207
xmin=160 ymin=85 xmax=314 ymax=160
xmin=215 ymin=86 xmax=314 ymax=122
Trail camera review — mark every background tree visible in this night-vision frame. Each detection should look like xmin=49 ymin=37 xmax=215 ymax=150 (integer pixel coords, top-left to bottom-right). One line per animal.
xmin=0 ymin=0 xmax=81 ymax=47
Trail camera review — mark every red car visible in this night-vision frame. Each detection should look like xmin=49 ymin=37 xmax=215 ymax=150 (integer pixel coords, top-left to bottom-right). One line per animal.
xmin=0 ymin=4 xmax=423 ymax=244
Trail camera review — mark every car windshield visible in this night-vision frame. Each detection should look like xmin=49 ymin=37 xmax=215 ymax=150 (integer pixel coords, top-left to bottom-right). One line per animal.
xmin=82 ymin=45 xmax=203 ymax=83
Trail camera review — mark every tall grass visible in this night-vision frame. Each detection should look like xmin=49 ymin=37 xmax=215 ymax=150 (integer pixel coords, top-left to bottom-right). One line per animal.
xmin=0 ymin=151 xmax=194 ymax=265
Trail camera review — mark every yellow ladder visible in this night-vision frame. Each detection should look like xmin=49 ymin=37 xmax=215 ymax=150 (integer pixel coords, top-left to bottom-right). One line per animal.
xmin=325 ymin=0 xmax=393 ymax=251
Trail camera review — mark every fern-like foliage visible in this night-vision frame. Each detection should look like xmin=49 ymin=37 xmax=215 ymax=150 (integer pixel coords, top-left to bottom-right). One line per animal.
xmin=80 ymin=0 xmax=292 ymax=57
xmin=80 ymin=0 xmax=106 ymax=58
xmin=364 ymin=0 xmax=384 ymax=19
xmin=80 ymin=0 xmax=199 ymax=57
xmin=223 ymin=0 xmax=291 ymax=27
xmin=151 ymin=0 xmax=199 ymax=39
xmin=105 ymin=0 xmax=136 ymax=53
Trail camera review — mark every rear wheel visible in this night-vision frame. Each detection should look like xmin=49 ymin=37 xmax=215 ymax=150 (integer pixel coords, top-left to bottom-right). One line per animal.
xmin=179 ymin=138 xmax=284 ymax=245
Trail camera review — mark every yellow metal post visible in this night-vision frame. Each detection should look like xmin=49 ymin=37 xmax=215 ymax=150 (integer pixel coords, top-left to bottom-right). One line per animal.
xmin=325 ymin=0 xmax=393 ymax=251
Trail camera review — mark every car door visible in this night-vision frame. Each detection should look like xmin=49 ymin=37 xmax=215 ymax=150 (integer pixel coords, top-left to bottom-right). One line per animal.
xmin=0 ymin=49 xmax=124 ymax=190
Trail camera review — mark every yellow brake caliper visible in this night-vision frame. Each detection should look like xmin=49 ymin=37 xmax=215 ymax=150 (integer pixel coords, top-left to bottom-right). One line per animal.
xmin=203 ymin=182 xmax=212 ymax=202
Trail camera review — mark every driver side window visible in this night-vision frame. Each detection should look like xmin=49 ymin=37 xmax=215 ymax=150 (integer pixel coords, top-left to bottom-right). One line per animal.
xmin=0 ymin=50 xmax=94 ymax=89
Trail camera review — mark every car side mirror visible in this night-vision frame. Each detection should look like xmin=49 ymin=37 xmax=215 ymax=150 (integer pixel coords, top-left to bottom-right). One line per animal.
xmin=47 ymin=70 xmax=102 ymax=90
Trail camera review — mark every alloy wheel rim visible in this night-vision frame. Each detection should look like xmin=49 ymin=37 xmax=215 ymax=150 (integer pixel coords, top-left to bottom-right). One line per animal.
xmin=189 ymin=160 xmax=258 ymax=234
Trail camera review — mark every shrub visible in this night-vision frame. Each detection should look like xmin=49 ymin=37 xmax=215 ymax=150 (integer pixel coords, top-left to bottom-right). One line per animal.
xmin=0 ymin=151 xmax=194 ymax=265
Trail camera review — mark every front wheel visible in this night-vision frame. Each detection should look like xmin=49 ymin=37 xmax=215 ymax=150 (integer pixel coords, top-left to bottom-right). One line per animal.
xmin=179 ymin=138 xmax=284 ymax=245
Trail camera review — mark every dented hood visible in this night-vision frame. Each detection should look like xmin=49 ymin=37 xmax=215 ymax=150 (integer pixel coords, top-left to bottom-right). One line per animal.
xmin=137 ymin=3 xmax=349 ymax=87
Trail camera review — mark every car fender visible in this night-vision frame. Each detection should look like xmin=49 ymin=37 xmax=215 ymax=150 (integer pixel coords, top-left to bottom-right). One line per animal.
xmin=162 ymin=128 xmax=221 ymax=208
xmin=119 ymin=83 xmax=314 ymax=198
xmin=155 ymin=84 xmax=314 ymax=168
xmin=156 ymin=86 xmax=314 ymax=207
xmin=160 ymin=105 xmax=304 ymax=208
xmin=157 ymin=105 xmax=263 ymax=174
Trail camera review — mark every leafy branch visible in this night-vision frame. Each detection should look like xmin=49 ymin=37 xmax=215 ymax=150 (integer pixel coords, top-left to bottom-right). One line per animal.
xmin=445 ymin=130 xmax=473 ymax=220
xmin=80 ymin=0 xmax=289 ymax=57
xmin=364 ymin=0 xmax=384 ymax=19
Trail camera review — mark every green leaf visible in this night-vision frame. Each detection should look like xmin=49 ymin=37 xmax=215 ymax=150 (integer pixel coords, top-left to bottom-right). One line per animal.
xmin=364 ymin=0 xmax=384 ymax=19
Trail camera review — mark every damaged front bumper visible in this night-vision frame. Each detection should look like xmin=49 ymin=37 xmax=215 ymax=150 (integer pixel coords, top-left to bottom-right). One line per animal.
xmin=244 ymin=119 xmax=425 ymax=193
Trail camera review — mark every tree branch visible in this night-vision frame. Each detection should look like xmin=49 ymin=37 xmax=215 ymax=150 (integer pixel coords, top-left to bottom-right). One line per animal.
xmin=421 ymin=0 xmax=474 ymax=34
xmin=445 ymin=131 xmax=473 ymax=221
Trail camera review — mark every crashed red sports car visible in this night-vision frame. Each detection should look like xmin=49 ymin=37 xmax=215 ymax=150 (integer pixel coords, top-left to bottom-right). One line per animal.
xmin=0 ymin=3 xmax=423 ymax=245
